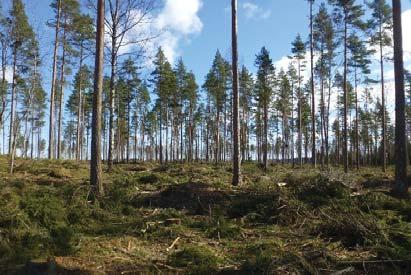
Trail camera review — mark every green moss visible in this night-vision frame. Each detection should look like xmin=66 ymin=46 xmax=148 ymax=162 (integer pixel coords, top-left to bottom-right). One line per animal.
xmin=239 ymin=241 xmax=283 ymax=274
xmin=168 ymin=245 xmax=220 ymax=274
xmin=190 ymin=215 xmax=242 ymax=239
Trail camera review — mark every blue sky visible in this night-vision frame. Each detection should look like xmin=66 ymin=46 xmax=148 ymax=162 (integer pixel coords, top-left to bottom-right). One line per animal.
xmin=180 ymin=0 xmax=312 ymax=81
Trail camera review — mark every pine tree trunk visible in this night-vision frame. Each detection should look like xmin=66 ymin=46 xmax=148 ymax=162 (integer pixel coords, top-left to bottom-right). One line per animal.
xmin=379 ymin=26 xmax=387 ymax=172
xmin=215 ymin=109 xmax=220 ymax=163
xmin=57 ymin=25 xmax=67 ymax=159
xmin=392 ymin=0 xmax=408 ymax=196
xmin=90 ymin=0 xmax=105 ymax=198
xmin=9 ymin=47 xmax=17 ymax=156
xmin=309 ymin=0 xmax=316 ymax=168
xmin=9 ymin=118 xmax=18 ymax=174
xmin=49 ymin=0 xmax=62 ymax=160
xmin=355 ymin=68 xmax=360 ymax=170
xmin=320 ymin=74 xmax=325 ymax=169
xmin=126 ymin=93 xmax=131 ymax=163
xmin=298 ymin=60 xmax=302 ymax=167
xmin=263 ymin=106 xmax=268 ymax=170
xmin=76 ymin=45 xmax=84 ymax=161
xmin=165 ymin=107 xmax=169 ymax=163
xmin=108 ymin=41 xmax=117 ymax=170
xmin=159 ymin=109 xmax=163 ymax=164
xmin=343 ymin=12 xmax=349 ymax=173
xmin=0 ymin=39 xmax=7 ymax=135
xmin=291 ymin=82 xmax=295 ymax=167
xmin=231 ymin=0 xmax=241 ymax=185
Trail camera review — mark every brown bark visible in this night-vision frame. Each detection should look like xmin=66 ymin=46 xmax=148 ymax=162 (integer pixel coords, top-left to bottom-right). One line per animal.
xmin=309 ymin=0 xmax=316 ymax=168
xmin=76 ymin=45 xmax=84 ymax=161
xmin=90 ymin=0 xmax=105 ymax=198
xmin=343 ymin=11 xmax=349 ymax=173
xmin=49 ymin=0 xmax=62 ymax=160
xmin=57 ymin=23 xmax=67 ymax=159
xmin=231 ymin=0 xmax=241 ymax=186
xmin=392 ymin=0 xmax=408 ymax=196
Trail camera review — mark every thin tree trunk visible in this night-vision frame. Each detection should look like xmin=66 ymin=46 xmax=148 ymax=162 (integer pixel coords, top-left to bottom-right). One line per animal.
xmin=263 ymin=105 xmax=268 ymax=170
xmin=76 ymin=45 xmax=84 ymax=161
xmin=49 ymin=0 xmax=62 ymax=160
xmin=57 ymin=24 xmax=67 ymax=159
xmin=298 ymin=60 xmax=302 ymax=167
xmin=355 ymin=67 xmax=360 ymax=170
xmin=309 ymin=0 xmax=316 ymax=167
xmin=0 ymin=39 xmax=7 ymax=136
xmin=231 ymin=0 xmax=241 ymax=185
xmin=108 ymin=53 xmax=116 ymax=169
xmin=343 ymin=12 xmax=349 ymax=173
xmin=8 ymin=47 xmax=17 ymax=156
xmin=379 ymin=25 xmax=387 ymax=172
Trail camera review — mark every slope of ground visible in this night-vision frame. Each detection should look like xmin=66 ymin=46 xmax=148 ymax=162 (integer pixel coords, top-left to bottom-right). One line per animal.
xmin=0 ymin=157 xmax=410 ymax=274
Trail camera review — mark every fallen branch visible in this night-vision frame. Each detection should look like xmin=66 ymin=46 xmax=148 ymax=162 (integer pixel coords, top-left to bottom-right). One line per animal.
xmin=166 ymin=237 xmax=181 ymax=252
xmin=341 ymin=259 xmax=411 ymax=264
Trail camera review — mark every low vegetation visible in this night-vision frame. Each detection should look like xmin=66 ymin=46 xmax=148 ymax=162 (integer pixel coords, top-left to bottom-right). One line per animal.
xmin=0 ymin=157 xmax=410 ymax=274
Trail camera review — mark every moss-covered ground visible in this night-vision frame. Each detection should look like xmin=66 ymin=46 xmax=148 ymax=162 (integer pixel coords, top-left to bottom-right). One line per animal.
xmin=0 ymin=157 xmax=410 ymax=274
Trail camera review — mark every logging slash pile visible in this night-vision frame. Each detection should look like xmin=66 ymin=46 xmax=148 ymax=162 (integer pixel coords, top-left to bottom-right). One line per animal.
xmin=0 ymin=157 xmax=410 ymax=274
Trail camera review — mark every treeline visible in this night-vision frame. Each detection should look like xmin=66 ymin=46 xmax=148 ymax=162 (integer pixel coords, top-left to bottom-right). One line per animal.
xmin=0 ymin=0 xmax=410 ymax=175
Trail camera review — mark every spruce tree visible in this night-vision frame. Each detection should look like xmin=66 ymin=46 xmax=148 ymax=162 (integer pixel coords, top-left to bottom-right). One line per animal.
xmin=291 ymin=34 xmax=306 ymax=167
xmin=203 ymin=50 xmax=231 ymax=163
xmin=239 ymin=66 xmax=253 ymax=162
xmin=255 ymin=47 xmax=275 ymax=170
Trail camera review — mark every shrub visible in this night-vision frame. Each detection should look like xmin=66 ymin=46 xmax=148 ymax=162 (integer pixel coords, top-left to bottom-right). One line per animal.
xmin=139 ymin=173 xmax=160 ymax=184
xmin=50 ymin=225 xmax=75 ymax=255
xmin=21 ymin=192 xmax=67 ymax=229
xmin=296 ymin=176 xmax=348 ymax=207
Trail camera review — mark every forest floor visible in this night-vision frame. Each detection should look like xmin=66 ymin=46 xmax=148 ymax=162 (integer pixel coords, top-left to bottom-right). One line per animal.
xmin=0 ymin=157 xmax=410 ymax=274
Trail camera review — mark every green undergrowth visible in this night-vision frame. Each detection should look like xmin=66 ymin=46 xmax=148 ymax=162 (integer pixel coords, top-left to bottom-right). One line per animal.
xmin=0 ymin=156 xmax=410 ymax=274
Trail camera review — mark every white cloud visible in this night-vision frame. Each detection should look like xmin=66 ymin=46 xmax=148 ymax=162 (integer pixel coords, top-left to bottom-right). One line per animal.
xmin=119 ymin=0 xmax=203 ymax=65
xmin=156 ymin=32 xmax=180 ymax=62
xmin=157 ymin=0 xmax=203 ymax=35
xmin=274 ymin=52 xmax=317 ymax=81
xmin=242 ymin=2 xmax=271 ymax=20
xmin=152 ymin=0 xmax=203 ymax=63
xmin=274 ymin=55 xmax=291 ymax=72
xmin=0 ymin=66 xmax=13 ymax=83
